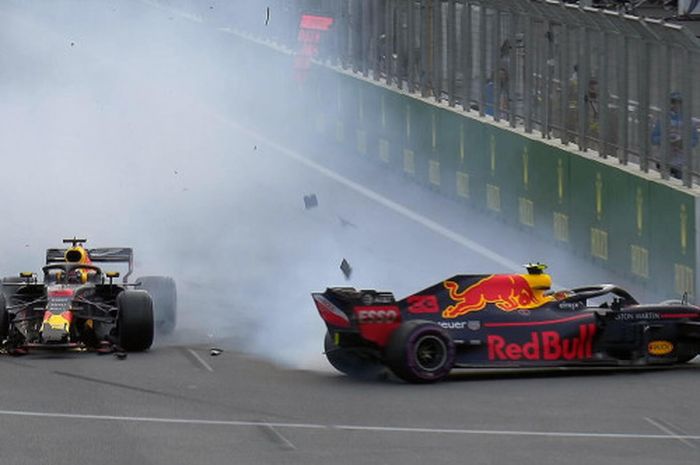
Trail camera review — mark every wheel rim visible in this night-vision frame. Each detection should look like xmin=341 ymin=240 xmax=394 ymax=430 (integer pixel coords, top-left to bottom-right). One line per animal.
xmin=414 ymin=334 xmax=447 ymax=372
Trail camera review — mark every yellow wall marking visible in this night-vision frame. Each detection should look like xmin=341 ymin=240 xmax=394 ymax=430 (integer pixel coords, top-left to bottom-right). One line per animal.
xmin=490 ymin=134 xmax=496 ymax=176
xmin=630 ymin=245 xmax=649 ymax=278
xmin=553 ymin=212 xmax=569 ymax=242
xmin=674 ymin=264 xmax=694 ymax=296
xmin=486 ymin=184 xmax=501 ymax=212
xmin=518 ymin=197 xmax=534 ymax=227
xmin=403 ymin=149 xmax=415 ymax=175
xmin=522 ymin=147 xmax=529 ymax=191
xmin=336 ymin=83 xmax=342 ymax=112
xmin=557 ymin=159 xmax=564 ymax=204
xmin=459 ymin=124 xmax=465 ymax=163
xmin=381 ymin=94 xmax=386 ymax=129
xmin=591 ymin=227 xmax=608 ymax=260
xmin=379 ymin=139 xmax=390 ymax=163
xmin=429 ymin=160 xmax=441 ymax=186
xmin=595 ymin=172 xmax=603 ymax=221
xmin=405 ymin=104 xmax=411 ymax=140
xmin=456 ymin=172 xmax=469 ymax=198
xmin=356 ymin=129 xmax=367 ymax=155
xmin=681 ymin=204 xmax=688 ymax=255
xmin=358 ymin=89 xmax=364 ymax=125
xmin=636 ymin=187 xmax=644 ymax=237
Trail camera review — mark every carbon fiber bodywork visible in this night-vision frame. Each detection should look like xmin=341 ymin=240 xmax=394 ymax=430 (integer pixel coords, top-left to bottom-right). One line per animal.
xmin=314 ymin=271 xmax=700 ymax=381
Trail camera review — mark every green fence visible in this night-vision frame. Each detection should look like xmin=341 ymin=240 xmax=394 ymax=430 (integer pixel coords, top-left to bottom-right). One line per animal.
xmin=312 ymin=67 xmax=699 ymax=300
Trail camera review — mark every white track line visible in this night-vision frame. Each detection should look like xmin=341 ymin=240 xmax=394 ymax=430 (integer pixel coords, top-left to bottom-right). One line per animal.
xmin=644 ymin=417 xmax=697 ymax=449
xmin=220 ymin=116 xmax=524 ymax=274
xmin=1 ymin=409 xmax=700 ymax=441
xmin=186 ymin=348 xmax=214 ymax=373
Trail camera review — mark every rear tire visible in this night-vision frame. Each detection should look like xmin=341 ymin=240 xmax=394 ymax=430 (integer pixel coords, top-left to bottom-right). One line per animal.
xmin=117 ymin=291 xmax=154 ymax=351
xmin=136 ymin=276 xmax=177 ymax=335
xmin=384 ymin=320 xmax=455 ymax=383
xmin=324 ymin=332 xmax=385 ymax=380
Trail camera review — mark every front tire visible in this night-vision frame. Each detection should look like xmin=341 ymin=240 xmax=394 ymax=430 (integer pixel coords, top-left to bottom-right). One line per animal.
xmin=384 ymin=321 xmax=455 ymax=383
xmin=117 ymin=290 xmax=154 ymax=351
xmin=324 ymin=332 xmax=385 ymax=380
xmin=136 ymin=276 xmax=177 ymax=335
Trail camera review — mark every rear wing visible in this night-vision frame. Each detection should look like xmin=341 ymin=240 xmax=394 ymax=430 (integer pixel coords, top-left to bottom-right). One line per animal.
xmin=45 ymin=247 xmax=133 ymax=283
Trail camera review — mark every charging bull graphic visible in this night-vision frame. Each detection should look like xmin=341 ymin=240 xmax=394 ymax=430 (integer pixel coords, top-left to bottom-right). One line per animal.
xmin=442 ymin=274 xmax=551 ymax=318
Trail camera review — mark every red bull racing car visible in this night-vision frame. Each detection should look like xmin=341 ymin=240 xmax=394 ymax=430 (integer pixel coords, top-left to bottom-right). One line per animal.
xmin=313 ymin=264 xmax=700 ymax=383
xmin=0 ymin=238 xmax=177 ymax=354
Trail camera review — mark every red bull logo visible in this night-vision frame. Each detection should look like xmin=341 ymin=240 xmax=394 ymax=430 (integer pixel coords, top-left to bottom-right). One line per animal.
xmin=488 ymin=324 xmax=596 ymax=361
xmin=442 ymin=275 xmax=550 ymax=319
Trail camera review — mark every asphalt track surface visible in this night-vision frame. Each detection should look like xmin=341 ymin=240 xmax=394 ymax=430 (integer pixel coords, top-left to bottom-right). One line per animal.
xmin=1 ymin=2 xmax=699 ymax=464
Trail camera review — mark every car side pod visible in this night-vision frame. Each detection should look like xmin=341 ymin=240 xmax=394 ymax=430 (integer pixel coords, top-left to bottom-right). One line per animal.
xmin=384 ymin=320 xmax=456 ymax=383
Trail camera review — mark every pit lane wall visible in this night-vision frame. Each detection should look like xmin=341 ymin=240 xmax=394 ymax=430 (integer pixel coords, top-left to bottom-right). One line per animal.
xmin=307 ymin=65 xmax=700 ymax=301
xmin=213 ymin=21 xmax=699 ymax=301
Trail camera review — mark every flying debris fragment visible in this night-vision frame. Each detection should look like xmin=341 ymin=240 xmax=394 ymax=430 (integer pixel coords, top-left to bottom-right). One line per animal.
xmin=340 ymin=259 xmax=352 ymax=280
xmin=338 ymin=217 xmax=356 ymax=228
xmin=266 ymin=7 xmax=270 ymax=26
xmin=303 ymin=194 xmax=318 ymax=209
xmin=210 ymin=348 xmax=223 ymax=356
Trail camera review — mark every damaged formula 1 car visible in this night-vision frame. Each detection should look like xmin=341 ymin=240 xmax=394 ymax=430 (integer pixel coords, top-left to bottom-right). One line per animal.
xmin=0 ymin=238 xmax=177 ymax=353
xmin=313 ymin=264 xmax=700 ymax=383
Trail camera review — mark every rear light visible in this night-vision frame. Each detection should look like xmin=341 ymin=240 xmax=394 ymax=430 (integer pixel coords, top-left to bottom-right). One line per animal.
xmin=313 ymin=294 xmax=350 ymax=328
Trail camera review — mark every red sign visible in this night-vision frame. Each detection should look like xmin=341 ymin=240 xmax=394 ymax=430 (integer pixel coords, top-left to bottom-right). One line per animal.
xmin=294 ymin=14 xmax=334 ymax=82
xmin=300 ymin=15 xmax=334 ymax=31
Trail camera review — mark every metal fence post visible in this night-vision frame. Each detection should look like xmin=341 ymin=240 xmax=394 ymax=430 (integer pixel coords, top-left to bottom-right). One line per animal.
xmin=577 ymin=26 xmax=590 ymax=152
xmin=508 ymin=11 xmax=517 ymax=128
xmin=543 ymin=20 xmax=554 ymax=138
xmin=639 ymin=38 xmax=651 ymax=172
xmin=463 ymin=1 xmax=473 ymax=112
xmin=682 ymin=46 xmax=693 ymax=187
xmin=523 ymin=14 xmax=533 ymax=133
xmin=659 ymin=42 xmax=671 ymax=179
xmin=618 ymin=34 xmax=630 ymax=164
xmin=385 ymin=0 xmax=394 ymax=85
xmin=492 ymin=9 xmax=501 ymax=122
xmin=560 ymin=23 xmax=570 ymax=144
xmin=408 ymin=0 xmax=416 ymax=93
xmin=421 ymin=0 xmax=429 ymax=97
xmin=448 ymin=0 xmax=457 ymax=107
xmin=599 ymin=29 xmax=609 ymax=158
xmin=478 ymin=4 xmax=486 ymax=117
xmin=433 ymin=0 xmax=442 ymax=101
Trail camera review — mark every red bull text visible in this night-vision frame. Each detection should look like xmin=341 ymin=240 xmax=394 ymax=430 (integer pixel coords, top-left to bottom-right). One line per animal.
xmin=487 ymin=324 xmax=596 ymax=361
